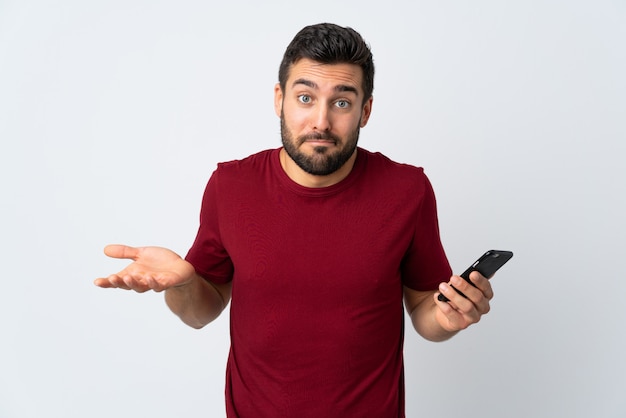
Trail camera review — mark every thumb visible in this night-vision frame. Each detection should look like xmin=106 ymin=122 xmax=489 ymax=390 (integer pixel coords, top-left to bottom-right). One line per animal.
xmin=103 ymin=244 xmax=139 ymax=260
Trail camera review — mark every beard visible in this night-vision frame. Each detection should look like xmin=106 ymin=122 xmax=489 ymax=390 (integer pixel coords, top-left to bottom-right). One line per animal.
xmin=280 ymin=113 xmax=361 ymax=177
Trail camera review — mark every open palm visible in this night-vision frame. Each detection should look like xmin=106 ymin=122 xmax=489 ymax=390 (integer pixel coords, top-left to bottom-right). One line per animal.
xmin=94 ymin=245 xmax=196 ymax=293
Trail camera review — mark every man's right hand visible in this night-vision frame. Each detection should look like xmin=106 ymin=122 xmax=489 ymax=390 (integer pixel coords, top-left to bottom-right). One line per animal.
xmin=94 ymin=245 xmax=196 ymax=293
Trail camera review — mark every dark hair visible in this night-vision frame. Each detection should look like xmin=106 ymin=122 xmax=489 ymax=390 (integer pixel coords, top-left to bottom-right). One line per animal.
xmin=278 ymin=23 xmax=375 ymax=103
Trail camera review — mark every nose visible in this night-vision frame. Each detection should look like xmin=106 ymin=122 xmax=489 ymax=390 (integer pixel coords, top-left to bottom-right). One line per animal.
xmin=312 ymin=104 xmax=331 ymax=132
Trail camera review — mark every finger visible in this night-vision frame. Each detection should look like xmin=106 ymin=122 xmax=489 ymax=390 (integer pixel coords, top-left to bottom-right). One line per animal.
xmin=450 ymin=293 xmax=481 ymax=321
xmin=103 ymin=244 xmax=140 ymax=260
xmin=469 ymin=271 xmax=494 ymax=300
xmin=434 ymin=291 xmax=457 ymax=313
xmin=94 ymin=277 xmax=114 ymax=288
xmin=437 ymin=282 xmax=462 ymax=308
xmin=439 ymin=279 xmax=471 ymax=310
xmin=121 ymin=274 xmax=152 ymax=293
xmin=458 ymin=274 xmax=492 ymax=315
xmin=450 ymin=275 xmax=490 ymax=311
xmin=94 ymin=273 xmax=152 ymax=292
xmin=440 ymin=278 xmax=483 ymax=320
xmin=145 ymin=275 xmax=167 ymax=292
xmin=434 ymin=294 xmax=472 ymax=331
xmin=450 ymin=275 xmax=471 ymax=296
xmin=93 ymin=274 xmax=131 ymax=290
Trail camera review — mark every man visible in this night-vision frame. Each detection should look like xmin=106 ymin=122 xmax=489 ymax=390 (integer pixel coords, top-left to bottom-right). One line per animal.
xmin=95 ymin=23 xmax=493 ymax=417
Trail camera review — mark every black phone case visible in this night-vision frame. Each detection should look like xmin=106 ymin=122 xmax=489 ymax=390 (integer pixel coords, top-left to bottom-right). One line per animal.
xmin=438 ymin=250 xmax=513 ymax=302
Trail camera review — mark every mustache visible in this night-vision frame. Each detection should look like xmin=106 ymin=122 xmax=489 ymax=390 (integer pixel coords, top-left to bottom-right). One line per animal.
xmin=299 ymin=132 xmax=340 ymax=143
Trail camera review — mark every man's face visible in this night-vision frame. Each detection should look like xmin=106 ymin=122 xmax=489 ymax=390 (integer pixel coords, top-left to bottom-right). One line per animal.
xmin=275 ymin=58 xmax=372 ymax=177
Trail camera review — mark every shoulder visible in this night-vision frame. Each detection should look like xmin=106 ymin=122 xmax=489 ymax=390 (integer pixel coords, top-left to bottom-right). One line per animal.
xmin=217 ymin=148 xmax=277 ymax=173
xmin=358 ymin=148 xmax=428 ymax=189
xmin=211 ymin=148 xmax=279 ymax=185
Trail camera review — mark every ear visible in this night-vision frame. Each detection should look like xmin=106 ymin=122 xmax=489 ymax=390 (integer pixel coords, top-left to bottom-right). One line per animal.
xmin=359 ymin=96 xmax=373 ymax=128
xmin=274 ymin=83 xmax=283 ymax=117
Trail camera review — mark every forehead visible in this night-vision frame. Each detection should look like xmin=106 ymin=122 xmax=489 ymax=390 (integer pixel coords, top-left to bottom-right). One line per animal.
xmin=286 ymin=58 xmax=363 ymax=94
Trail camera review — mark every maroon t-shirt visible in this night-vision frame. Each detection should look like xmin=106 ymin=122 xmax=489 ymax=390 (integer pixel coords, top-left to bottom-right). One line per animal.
xmin=186 ymin=148 xmax=451 ymax=417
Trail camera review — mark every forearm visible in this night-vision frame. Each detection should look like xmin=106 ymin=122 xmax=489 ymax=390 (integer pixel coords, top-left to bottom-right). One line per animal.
xmin=409 ymin=292 xmax=459 ymax=342
xmin=165 ymin=274 xmax=230 ymax=329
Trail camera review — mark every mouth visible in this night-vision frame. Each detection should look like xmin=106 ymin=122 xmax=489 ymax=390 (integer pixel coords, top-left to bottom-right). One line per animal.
xmin=305 ymin=139 xmax=335 ymax=147
xmin=300 ymin=133 xmax=338 ymax=147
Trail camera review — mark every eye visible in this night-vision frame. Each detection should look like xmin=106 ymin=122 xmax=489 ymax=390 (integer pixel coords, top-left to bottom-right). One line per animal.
xmin=335 ymin=100 xmax=350 ymax=109
xmin=298 ymin=94 xmax=312 ymax=104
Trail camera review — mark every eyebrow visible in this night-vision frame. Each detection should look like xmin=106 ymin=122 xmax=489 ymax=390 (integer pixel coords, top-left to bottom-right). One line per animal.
xmin=292 ymin=78 xmax=359 ymax=96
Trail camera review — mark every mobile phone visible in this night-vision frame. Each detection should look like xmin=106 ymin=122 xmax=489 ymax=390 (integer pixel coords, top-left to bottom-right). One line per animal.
xmin=437 ymin=250 xmax=513 ymax=302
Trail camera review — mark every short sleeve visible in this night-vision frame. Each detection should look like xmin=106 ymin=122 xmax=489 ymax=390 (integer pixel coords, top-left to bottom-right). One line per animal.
xmin=401 ymin=174 xmax=452 ymax=291
xmin=185 ymin=168 xmax=234 ymax=284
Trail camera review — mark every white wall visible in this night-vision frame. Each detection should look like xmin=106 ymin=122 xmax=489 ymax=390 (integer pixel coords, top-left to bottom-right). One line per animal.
xmin=1 ymin=1 xmax=624 ymax=417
